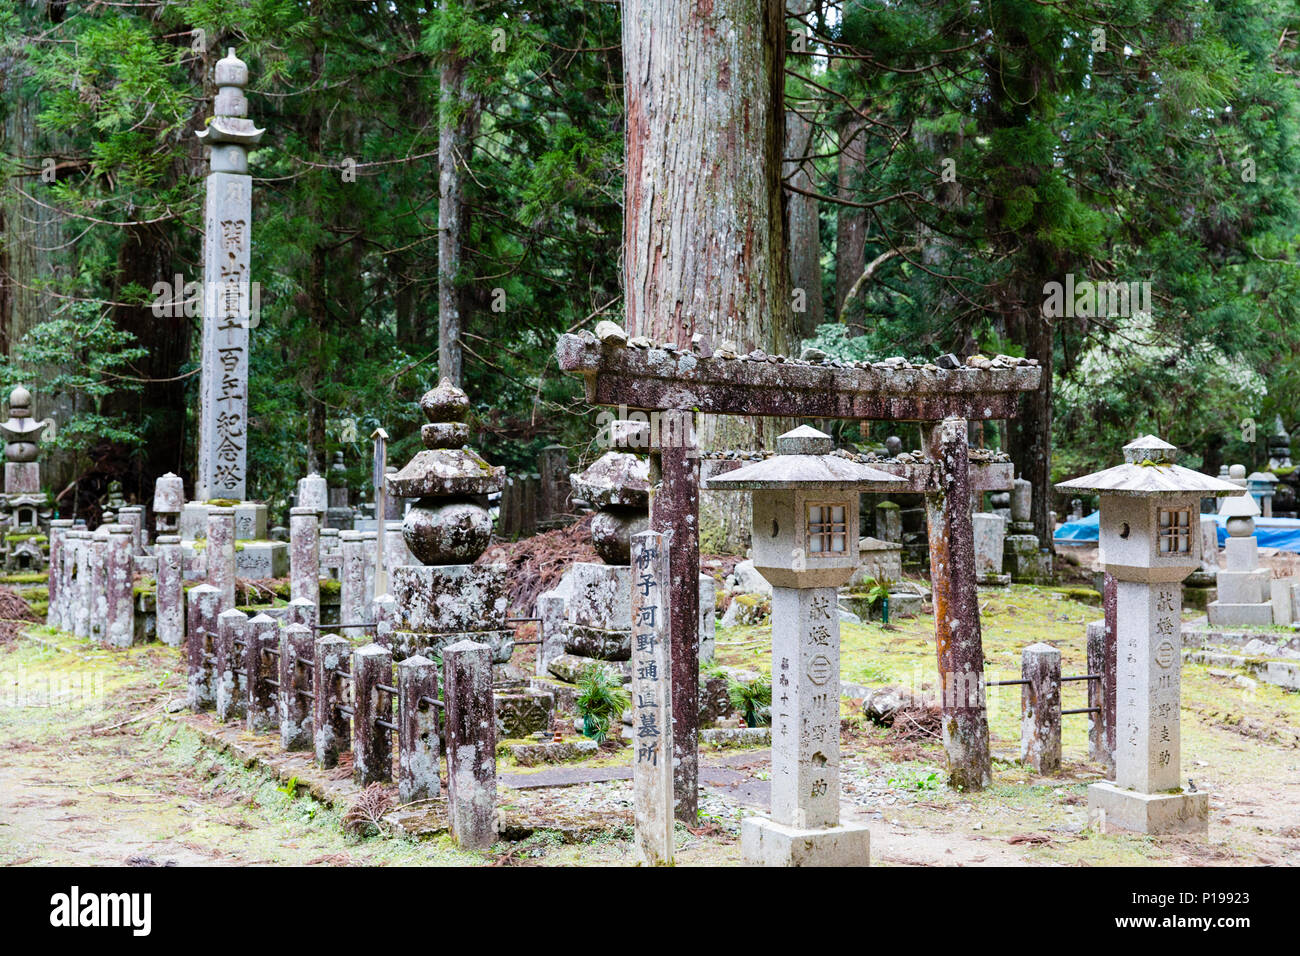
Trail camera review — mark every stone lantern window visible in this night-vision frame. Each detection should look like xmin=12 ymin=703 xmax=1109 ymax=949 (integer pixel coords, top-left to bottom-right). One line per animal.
xmin=807 ymin=503 xmax=848 ymax=555
xmin=1156 ymin=506 xmax=1193 ymax=555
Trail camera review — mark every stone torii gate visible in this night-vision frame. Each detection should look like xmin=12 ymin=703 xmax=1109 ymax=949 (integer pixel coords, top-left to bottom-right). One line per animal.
xmin=557 ymin=330 xmax=1042 ymax=815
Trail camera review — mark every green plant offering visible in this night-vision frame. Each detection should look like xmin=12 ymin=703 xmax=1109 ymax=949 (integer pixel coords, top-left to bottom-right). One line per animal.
xmin=728 ymin=676 xmax=772 ymax=727
xmin=575 ymin=663 xmax=629 ymax=742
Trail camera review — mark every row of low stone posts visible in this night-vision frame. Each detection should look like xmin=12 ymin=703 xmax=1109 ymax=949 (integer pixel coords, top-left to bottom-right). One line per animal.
xmin=1016 ymin=639 xmax=1112 ymax=775
xmin=46 ymin=520 xmax=138 ymax=649
xmin=185 ymin=593 xmax=497 ymax=849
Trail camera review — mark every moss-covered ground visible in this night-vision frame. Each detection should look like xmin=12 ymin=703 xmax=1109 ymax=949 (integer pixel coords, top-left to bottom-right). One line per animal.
xmin=2 ymin=582 xmax=1297 ymax=866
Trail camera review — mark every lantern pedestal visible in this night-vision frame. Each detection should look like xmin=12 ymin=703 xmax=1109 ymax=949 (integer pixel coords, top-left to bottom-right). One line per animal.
xmin=1088 ymin=782 xmax=1208 ymax=835
xmin=741 ymin=816 xmax=871 ymax=868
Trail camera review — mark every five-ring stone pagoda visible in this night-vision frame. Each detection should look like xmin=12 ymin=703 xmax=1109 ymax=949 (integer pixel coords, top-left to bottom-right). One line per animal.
xmin=1057 ymin=435 xmax=1239 ymax=834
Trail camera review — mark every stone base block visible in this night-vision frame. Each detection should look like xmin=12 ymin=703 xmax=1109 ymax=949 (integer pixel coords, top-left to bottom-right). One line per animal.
xmin=235 ymin=540 xmax=288 ymax=579
xmin=1087 ymin=782 xmax=1208 ymax=835
xmin=546 ymin=653 xmax=628 ymax=685
xmin=561 ymin=622 xmax=631 ymax=661
xmin=4 ymin=462 xmax=40 ymax=495
xmin=566 ymin=562 xmax=631 ymax=630
xmin=1216 ymin=568 xmax=1268 ymax=605
xmin=1206 ymin=600 xmax=1273 ymax=628
xmin=740 ymin=816 xmax=870 ymax=867
xmin=495 ymin=689 xmax=555 ymax=738
xmin=393 ymin=563 xmax=508 ymax=632
xmin=977 ymin=573 xmax=1012 ymax=587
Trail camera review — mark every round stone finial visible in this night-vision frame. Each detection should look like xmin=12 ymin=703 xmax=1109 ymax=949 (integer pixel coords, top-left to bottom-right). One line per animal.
xmin=1229 ymin=463 xmax=1247 ymax=480
xmin=419 ymin=379 xmax=470 ymax=424
xmin=8 ymin=385 xmax=31 ymax=414
xmin=214 ymin=48 xmax=249 ymax=88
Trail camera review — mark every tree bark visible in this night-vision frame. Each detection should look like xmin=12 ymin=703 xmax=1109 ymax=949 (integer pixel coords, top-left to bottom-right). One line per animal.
xmin=784 ymin=106 xmax=823 ymax=340
xmin=834 ymin=109 xmax=867 ymax=318
xmin=623 ymin=0 xmax=792 ymax=554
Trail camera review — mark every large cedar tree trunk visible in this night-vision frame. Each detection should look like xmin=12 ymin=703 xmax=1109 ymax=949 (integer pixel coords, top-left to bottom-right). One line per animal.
xmin=623 ymin=0 xmax=793 ymax=554
xmin=437 ymin=43 xmax=480 ymax=390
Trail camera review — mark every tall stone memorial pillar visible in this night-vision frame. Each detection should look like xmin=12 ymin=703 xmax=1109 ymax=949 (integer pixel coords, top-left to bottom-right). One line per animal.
xmin=1058 ymin=436 xmax=1239 ymax=834
xmin=707 ymin=426 xmax=902 ymax=866
xmin=195 ymin=49 xmax=264 ymax=503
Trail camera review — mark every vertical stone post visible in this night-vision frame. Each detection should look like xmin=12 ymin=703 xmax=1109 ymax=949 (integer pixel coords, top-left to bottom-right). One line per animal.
xmin=340 ymin=531 xmax=366 ymax=631
xmin=278 ymin=622 xmax=315 ymax=750
xmin=312 ymin=635 xmax=353 ymax=768
xmin=56 ymin=525 xmax=79 ymax=632
xmin=534 ymin=592 xmax=567 ymax=677
xmin=285 ymin=596 xmax=317 ymax=629
xmin=71 ymin=530 xmax=92 ymax=639
xmin=361 ymin=529 xmax=378 ymax=609
xmin=352 ymin=643 xmax=393 ymax=785
xmin=186 ymin=584 xmax=222 ymax=709
xmin=769 ymin=586 xmax=843 ymax=829
xmin=244 ymin=613 xmax=279 ymax=731
xmin=47 ymin=520 xmax=72 ymax=629
xmin=155 ymin=535 xmax=185 ymax=647
xmin=118 ymin=505 xmax=145 ymax=555
xmin=1115 ymin=582 xmax=1182 ymax=794
xmin=630 ymin=531 xmax=674 ymax=865
xmin=698 ymin=573 xmax=716 ymax=663
xmin=1019 ymin=642 xmax=1061 ymax=773
xmin=214 ymin=608 xmax=249 ymax=722
xmin=1102 ymin=571 xmax=1117 ymax=762
xmin=371 ymin=593 xmax=397 ymax=647
xmin=398 ymin=655 xmax=440 ymax=802
xmin=443 ymin=640 xmax=496 ymax=849
xmin=289 ymin=506 xmax=321 ymax=608
xmin=649 ymin=417 xmax=700 ymax=823
xmin=922 ymin=416 xmax=992 ymax=791
xmin=89 ymin=528 xmax=108 ymax=644
xmin=103 ymin=525 xmax=135 ymax=648
xmin=194 ymin=48 xmax=262 ymax=501
xmin=1086 ymin=620 xmax=1113 ymax=769
xmin=206 ymin=506 xmax=237 ymax=611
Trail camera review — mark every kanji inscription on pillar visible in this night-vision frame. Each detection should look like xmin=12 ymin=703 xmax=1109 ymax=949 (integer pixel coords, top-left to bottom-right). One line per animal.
xmin=630 ymin=530 xmax=673 ymax=865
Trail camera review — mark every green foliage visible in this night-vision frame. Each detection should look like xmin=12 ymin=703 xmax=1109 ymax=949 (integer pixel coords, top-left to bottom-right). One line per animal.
xmin=574 ymin=662 xmax=629 ymax=743
xmin=727 ymin=676 xmax=772 ymax=727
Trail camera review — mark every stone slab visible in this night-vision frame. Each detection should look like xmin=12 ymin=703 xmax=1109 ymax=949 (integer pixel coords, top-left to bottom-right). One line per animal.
xmin=740 ymin=815 xmax=870 ymax=867
xmin=561 ymin=621 xmax=631 ymax=661
xmin=392 ymin=563 xmax=508 ymax=632
xmin=1087 ymin=781 xmax=1208 ymax=835
xmin=1206 ymin=600 xmax=1274 ymax=628
xmin=235 ymin=540 xmax=288 ymax=579
xmin=566 ymin=562 xmax=631 ymax=630
xmin=393 ymin=627 xmax=515 ymax=665
xmin=1215 ymin=568 xmax=1268 ymax=605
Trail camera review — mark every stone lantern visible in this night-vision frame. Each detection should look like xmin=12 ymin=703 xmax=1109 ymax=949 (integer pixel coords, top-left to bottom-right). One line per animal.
xmin=1057 ymin=435 xmax=1239 ymax=834
xmin=706 ymin=425 xmax=903 ymax=865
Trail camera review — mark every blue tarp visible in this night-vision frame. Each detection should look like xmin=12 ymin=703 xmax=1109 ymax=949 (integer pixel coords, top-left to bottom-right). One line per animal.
xmin=1053 ymin=510 xmax=1300 ymax=554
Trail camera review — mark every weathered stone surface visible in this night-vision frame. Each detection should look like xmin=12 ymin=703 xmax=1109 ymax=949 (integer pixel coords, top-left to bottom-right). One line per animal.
xmin=244 ymin=613 xmax=279 ymax=731
xmin=590 ymin=507 xmax=648 ymax=564
xmin=392 ymin=563 xmax=508 ymax=632
xmin=340 ymin=531 xmax=367 ymax=632
xmin=508 ymin=738 xmax=598 ymax=766
xmin=388 ymin=450 xmax=504 ymax=499
xmin=698 ymin=574 xmax=717 ymax=663
xmin=289 ymin=507 xmax=319 ymax=608
xmin=297 ymin=472 xmax=328 ymax=514
xmin=352 ymin=643 xmax=393 ymax=785
xmin=398 ymin=655 xmax=440 ymax=802
xmin=534 ymin=591 xmax=568 ymax=677
xmin=699 ymin=726 xmax=771 ymax=747
xmin=278 ymin=622 xmax=315 ymax=751
xmin=395 ymin=627 xmax=516 ymax=665
xmin=1019 ymin=642 xmax=1061 ymax=773
xmin=494 ymin=689 xmax=555 ymax=739
xmin=69 ymin=530 xmax=91 ymax=639
xmin=1086 ymin=620 xmax=1113 ymax=770
xmin=402 ymin=497 xmax=493 ymax=565
xmin=312 ymin=635 xmax=352 ymax=768
xmin=732 ymin=559 xmax=773 ymax=597
xmin=285 ymin=596 xmax=317 ymax=629
xmin=103 ymin=526 xmax=134 ymax=648
xmin=560 ymin=622 xmax=631 ymax=661
xmin=153 ymin=472 xmax=185 ymax=519
xmin=444 ymin=640 xmax=497 ymax=849
xmin=1088 ymin=781 xmax=1208 ymax=835
xmin=214 ymin=608 xmax=249 ymax=722
xmin=741 ymin=816 xmax=870 ymax=867
xmin=186 ymin=584 xmax=222 ymax=710
xmin=206 ymin=507 xmax=237 ymax=611
xmin=155 ymin=535 xmax=185 ymax=646
xmin=566 ymin=562 xmax=631 ymax=630
xmin=371 ymin=593 xmax=397 ymax=647
xmin=972 ymin=512 xmax=1008 ymax=582
xmin=630 ymin=530 xmax=673 ymax=866
xmin=569 ymin=451 xmax=650 ymax=509
xmin=234 ymin=540 xmax=287 ymax=579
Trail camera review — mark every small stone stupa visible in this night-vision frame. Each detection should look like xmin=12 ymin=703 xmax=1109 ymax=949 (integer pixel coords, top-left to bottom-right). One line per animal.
xmin=388 ymin=381 xmax=513 ymax=662
xmin=1206 ymin=492 xmax=1272 ymax=627
xmin=2 ymin=385 xmax=48 ymax=496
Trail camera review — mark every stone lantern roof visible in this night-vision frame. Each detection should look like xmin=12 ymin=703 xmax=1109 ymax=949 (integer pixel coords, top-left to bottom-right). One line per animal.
xmin=387 ymin=380 xmax=503 ymax=499
xmin=1218 ymin=492 xmax=1261 ymax=519
xmin=1056 ymin=435 xmax=1240 ymax=499
xmin=705 ymin=425 xmax=904 ymax=492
